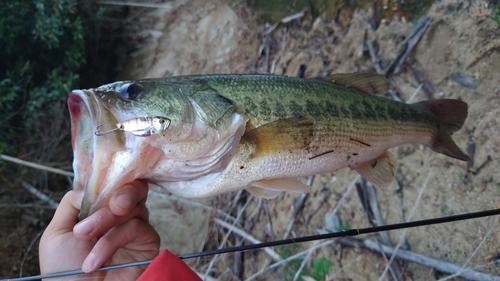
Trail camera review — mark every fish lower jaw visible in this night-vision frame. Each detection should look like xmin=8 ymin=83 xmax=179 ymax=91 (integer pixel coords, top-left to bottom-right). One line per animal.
xmin=69 ymin=91 xmax=97 ymax=192
xmin=80 ymin=141 xmax=164 ymax=217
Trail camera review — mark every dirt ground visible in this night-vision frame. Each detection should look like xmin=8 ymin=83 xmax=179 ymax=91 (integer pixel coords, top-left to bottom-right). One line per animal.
xmin=120 ymin=0 xmax=500 ymax=280
xmin=2 ymin=0 xmax=500 ymax=280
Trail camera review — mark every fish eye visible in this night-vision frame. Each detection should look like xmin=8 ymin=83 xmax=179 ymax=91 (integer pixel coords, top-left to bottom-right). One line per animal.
xmin=118 ymin=83 xmax=143 ymax=100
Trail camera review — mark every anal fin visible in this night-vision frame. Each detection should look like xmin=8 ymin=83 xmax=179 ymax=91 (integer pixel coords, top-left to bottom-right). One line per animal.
xmin=247 ymin=186 xmax=282 ymax=199
xmin=353 ymin=151 xmax=397 ymax=188
xmin=247 ymin=178 xmax=311 ymax=199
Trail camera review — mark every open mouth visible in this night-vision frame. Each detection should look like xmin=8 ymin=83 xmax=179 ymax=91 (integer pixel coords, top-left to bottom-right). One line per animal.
xmin=68 ymin=89 xmax=164 ymax=219
xmin=68 ymin=91 xmax=98 ymax=192
xmin=68 ymin=90 xmax=123 ymax=219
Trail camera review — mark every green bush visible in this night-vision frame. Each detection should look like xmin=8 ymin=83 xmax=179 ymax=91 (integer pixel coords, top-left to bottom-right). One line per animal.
xmin=0 ymin=0 xmax=85 ymax=152
xmin=494 ymin=4 xmax=500 ymax=27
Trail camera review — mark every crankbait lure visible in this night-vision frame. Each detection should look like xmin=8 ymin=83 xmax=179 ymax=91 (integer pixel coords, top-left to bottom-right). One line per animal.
xmin=95 ymin=116 xmax=171 ymax=137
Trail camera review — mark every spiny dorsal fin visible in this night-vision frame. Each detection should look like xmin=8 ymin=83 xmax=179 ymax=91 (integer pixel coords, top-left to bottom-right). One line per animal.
xmin=353 ymin=150 xmax=397 ymax=188
xmin=244 ymin=116 xmax=315 ymax=156
xmin=319 ymin=73 xmax=390 ymax=95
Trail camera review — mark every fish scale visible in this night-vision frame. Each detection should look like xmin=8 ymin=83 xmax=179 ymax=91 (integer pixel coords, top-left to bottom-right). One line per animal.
xmin=200 ymin=75 xmax=435 ymax=151
xmin=204 ymin=74 xmax=427 ymax=122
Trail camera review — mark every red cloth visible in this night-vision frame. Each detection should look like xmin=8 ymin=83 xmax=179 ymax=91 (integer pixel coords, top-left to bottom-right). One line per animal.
xmin=137 ymin=249 xmax=201 ymax=281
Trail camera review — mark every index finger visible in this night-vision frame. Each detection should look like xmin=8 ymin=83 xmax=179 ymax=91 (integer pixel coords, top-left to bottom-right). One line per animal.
xmin=108 ymin=180 xmax=149 ymax=216
xmin=45 ymin=190 xmax=84 ymax=235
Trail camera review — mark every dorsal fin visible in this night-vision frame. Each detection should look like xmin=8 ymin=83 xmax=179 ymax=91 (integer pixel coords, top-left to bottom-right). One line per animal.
xmin=318 ymin=73 xmax=390 ymax=95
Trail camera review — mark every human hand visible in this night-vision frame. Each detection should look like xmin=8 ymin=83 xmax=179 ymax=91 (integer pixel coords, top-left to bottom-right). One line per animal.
xmin=39 ymin=181 xmax=160 ymax=281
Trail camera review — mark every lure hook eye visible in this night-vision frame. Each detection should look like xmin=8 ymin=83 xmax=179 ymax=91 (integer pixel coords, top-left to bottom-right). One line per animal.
xmin=94 ymin=124 xmax=120 ymax=136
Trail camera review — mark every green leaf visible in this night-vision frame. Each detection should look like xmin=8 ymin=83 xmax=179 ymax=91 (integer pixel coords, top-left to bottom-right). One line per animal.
xmin=311 ymin=256 xmax=334 ymax=280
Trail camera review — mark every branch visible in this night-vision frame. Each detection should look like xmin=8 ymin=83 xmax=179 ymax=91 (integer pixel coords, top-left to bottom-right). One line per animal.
xmin=1 ymin=154 xmax=74 ymax=177
xmin=337 ymin=237 xmax=500 ymax=281
xmin=20 ymin=181 xmax=59 ymax=209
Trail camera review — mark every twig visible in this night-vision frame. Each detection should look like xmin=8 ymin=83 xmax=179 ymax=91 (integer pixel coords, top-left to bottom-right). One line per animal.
xmin=283 ymin=175 xmax=314 ymax=239
xmin=407 ymin=83 xmax=423 ymax=103
xmin=19 ymin=230 xmax=44 ymax=278
xmin=214 ymin=218 xmax=282 ymax=262
xmin=294 ymin=175 xmax=360 ymax=279
xmin=282 ymin=194 xmax=306 ymax=239
xmin=0 ymin=203 xmax=56 ymax=209
xmin=364 ymin=179 xmax=404 ymax=281
xmin=264 ymin=11 xmax=306 ymax=35
xmin=438 ymin=220 xmax=498 ymax=281
xmin=367 ymin=40 xmax=384 ymax=75
xmin=466 ymin=127 xmax=476 ymax=172
xmin=19 ymin=229 xmax=45 ymax=277
xmin=337 ymin=237 xmax=500 ymax=281
xmin=408 ymin=60 xmax=435 ymax=99
xmin=231 ymin=190 xmax=243 ymax=208
xmin=379 ymin=166 xmax=434 ymax=281
xmin=195 ymin=271 xmax=217 ymax=281
xmin=20 ymin=181 xmax=59 ymax=209
xmin=370 ymin=1 xmax=378 ymax=30
xmin=293 ymin=240 xmax=318 ymax=281
xmin=332 ymin=175 xmax=360 ymax=215
xmin=355 ymin=181 xmax=374 ymax=223
xmin=1 ymin=154 xmax=74 ymax=177
xmin=470 ymin=155 xmax=492 ymax=176
xmin=450 ymin=72 xmax=477 ymax=89
xmin=233 ymin=192 xmax=247 ymax=279
xmin=247 ymin=197 xmax=262 ymax=222
xmin=262 ymin=200 xmax=275 ymax=239
xmin=203 ymin=196 xmax=252 ymax=279
xmin=306 ymin=0 xmax=315 ymax=19
xmin=280 ymin=26 xmax=288 ymax=60
xmin=97 ymin=1 xmax=174 ymax=9
xmin=385 ymin=16 xmax=432 ymax=76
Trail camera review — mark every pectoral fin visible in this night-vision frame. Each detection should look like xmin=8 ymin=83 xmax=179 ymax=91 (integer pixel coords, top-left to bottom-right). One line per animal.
xmin=354 ymin=151 xmax=397 ymax=188
xmin=244 ymin=116 xmax=314 ymax=156
xmin=247 ymin=178 xmax=311 ymax=199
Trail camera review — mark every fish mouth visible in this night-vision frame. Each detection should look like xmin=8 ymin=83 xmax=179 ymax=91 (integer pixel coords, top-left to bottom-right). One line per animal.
xmin=68 ymin=90 xmax=123 ymax=219
xmin=68 ymin=90 xmax=162 ymax=219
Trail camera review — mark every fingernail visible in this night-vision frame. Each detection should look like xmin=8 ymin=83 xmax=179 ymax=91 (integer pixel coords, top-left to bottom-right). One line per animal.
xmin=82 ymin=253 xmax=95 ymax=273
xmin=74 ymin=217 xmax=96 ymax=235
xmin=115 ymin=192 xmax=132 ymax=209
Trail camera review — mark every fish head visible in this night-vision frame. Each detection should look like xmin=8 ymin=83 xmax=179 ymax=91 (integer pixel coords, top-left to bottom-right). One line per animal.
xmin=68 ymin=80 xmax=195 ymax=219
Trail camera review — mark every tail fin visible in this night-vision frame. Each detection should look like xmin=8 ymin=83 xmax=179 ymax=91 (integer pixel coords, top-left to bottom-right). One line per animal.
xmin=424 ymin=99 xmax=470 ymax=161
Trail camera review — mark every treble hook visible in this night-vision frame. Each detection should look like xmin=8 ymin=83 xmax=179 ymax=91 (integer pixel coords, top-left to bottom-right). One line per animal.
xmin=94 ymin=124 xmax=124 ymax=136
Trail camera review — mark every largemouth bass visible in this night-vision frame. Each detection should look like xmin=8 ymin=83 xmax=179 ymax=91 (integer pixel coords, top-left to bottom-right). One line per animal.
xmin=68 ymin=73 xmax=469 ymax=218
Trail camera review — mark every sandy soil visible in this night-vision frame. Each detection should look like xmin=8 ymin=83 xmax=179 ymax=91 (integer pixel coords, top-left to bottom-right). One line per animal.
xmin=116 ymin=0 xmax=500 ymax=280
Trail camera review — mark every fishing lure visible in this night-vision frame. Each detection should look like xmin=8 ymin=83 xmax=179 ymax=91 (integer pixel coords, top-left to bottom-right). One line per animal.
xmin=95 ymin=116 xmax=171 ymax=137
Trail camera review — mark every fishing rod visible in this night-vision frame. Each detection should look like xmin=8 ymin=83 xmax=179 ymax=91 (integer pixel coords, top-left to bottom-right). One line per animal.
xmin=3 ymin=207 xmax=500 ymax=281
